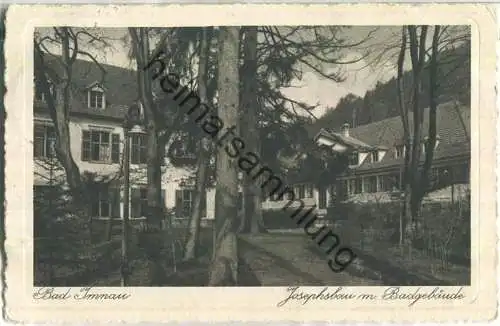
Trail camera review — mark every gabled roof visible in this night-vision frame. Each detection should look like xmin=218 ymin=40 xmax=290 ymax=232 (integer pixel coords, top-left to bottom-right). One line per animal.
xmin=315 ymin=101 xmax=470 ymax=172
xmin=85 ymin=81 xmax=107 ymax=91
xmin=314 ymin=128 xmax=375 ymax=152
xmin=345 ymin=101 xmax=470 ymax=148
xmin=34 ymin=55 xmax=138 ymax=121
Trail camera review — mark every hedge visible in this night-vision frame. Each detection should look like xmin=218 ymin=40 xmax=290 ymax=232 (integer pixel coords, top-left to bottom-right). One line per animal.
xmin=261 ymin=200 xmax=471 ymax=266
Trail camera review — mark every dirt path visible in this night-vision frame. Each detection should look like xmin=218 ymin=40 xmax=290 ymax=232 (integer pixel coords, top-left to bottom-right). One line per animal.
xmin=238 ymin=233 xmax=381 ymax=286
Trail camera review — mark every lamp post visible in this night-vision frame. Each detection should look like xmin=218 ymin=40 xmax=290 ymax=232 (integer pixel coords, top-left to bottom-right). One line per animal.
xmin=443 ymin=168 xmax=454 ymax=204
xmin=121 ymin=103 xmax=145 ymax=287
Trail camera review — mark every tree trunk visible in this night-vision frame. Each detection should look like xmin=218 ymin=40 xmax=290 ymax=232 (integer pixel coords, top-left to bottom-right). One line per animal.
xmin=129 ymin=27 xmax=165 ymax=286
xmin=209 ymin=26 xmax=240 ymax=286
xmin=406 ymin=26 xmax=428 ymax=245
xmin=396 ymin=26 xmax=409 ymax=247
xmin=35 ymin=35 xmax=83 ymax=199
xmin=184 ymin=137 xmax=211 ymax=260
xmin=421 ymin=26 xmax=441 ymax=198
xmin=238 ymin=26 xmax=265 ymax=234
xmin=145 ymin=123 xmax=163 ymax=227
xmin=184 ymin=28 xmax=213 ymax=261
xmin=34 ymin=30 xmax=89 ymax=239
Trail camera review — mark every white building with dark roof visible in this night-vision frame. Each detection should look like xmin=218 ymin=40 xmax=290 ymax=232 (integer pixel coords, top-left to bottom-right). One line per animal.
xmin=262 ymin=102 xmax=470 ymax=215
xmin=322 ymin=102 xmax=470 ymax=203
xmin=34 ymin=57 xmax=216 ymax=225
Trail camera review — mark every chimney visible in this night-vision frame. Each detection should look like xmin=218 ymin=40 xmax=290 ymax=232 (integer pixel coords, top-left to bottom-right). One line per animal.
xmin=341 ymin=123 xmax=350 ymax=137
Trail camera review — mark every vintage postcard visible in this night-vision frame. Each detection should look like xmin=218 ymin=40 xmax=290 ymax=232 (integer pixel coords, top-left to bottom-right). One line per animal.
xmin=3 ymin=3 xmax=497 ymax=323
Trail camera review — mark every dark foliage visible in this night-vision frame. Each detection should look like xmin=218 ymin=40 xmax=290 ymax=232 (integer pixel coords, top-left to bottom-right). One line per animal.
xmin=311 ymin=43 xmax=471 ymax=133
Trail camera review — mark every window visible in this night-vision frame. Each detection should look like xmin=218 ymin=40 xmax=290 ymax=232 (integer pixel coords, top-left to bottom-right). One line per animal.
xmin=429 ymin=168 xmax=439 ymax=183
xmin=292 ymin=184 xmax=314 ymax=199
xmin=355 ymin=178 xmax=362 ymax=194
xmin=393 ymin=174 xmax=401 ymax=191
xmin=363 ymin=176 xmax=378 ymax=193
xmin=175 ymin=189 xmax=195 ymax=218
xmin=294 ymin=184 xmax=305 ymax=199
xmin=422 ymin=140 xmax=440 ymax=155
xmin=82 ymin=130 xmax=120 ymax=163
xmin=348 ymin=152 xmax=359 ymax=166
xmin=394 ymin=145 xmax=405 ymax=159
xmin=371 ymin=151 xmax=379 ymax=163
xmin=423 ymin=137 xmax=440 ymax=154
xmin=378 ymin=174 xmax=399 ymax=192
xmin=111 ymin=134 xmax=120 ymax=163
xmin=90 ymin=187 xmax=120 ymax=218
xmin=35 ymin=82 xmax=56 ymax=103
xmin=34 ymin=124 xmax=56 ymax=158
xmin=305 ymin=184 xmax=314 ymax=198
xmin=348 ymin=178 xmax=362 ymax=195
xmin=131 ymin=134 xmax=147 ymax=164
xmin=131 ymin=188 xmax=166 ymax=218
xmin=318 ymin=187 xmax=327 ymax=209
xmin=88 ymin=89 xmax=105 ymax=109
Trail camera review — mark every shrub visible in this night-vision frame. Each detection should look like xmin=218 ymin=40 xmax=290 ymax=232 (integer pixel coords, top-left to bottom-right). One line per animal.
xmin=416 ymin=200 xmax=471 ymax=266
xmin=324 ymin=199 xmax=471 ymax=267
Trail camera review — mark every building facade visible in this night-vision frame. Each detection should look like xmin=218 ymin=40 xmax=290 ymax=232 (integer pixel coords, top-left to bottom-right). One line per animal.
xmin=33 ymin=58 xmax=216 ymax=224
xmin=261 ymin=101 xmax=471 ymax=215
xmin=34 ymin=57 xmax=471 ymax=224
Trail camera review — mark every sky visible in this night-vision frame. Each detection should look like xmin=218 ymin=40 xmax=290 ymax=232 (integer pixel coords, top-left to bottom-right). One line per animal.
xmin=36 ymin=26 xmax=415 ymax=118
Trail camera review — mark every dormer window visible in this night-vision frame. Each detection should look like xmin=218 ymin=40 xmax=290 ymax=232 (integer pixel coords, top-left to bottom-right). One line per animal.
xmin=422 ymin=136 xmax=440 ymax=155
xmin=87 ymin=84 xmax=106 ymax=109
xmin=371 ymin=151 xmax=379 ymax=162
xmin=35 ymin=81 xmax=56 ymax=103
xmin=394 ymin=145 xmax=405 ymax=159
xmin=348 ymin=151 xmax=359 ymax=166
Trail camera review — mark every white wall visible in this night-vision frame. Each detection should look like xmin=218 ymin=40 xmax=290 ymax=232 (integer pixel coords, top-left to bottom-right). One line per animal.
xmin=33 ymin=115 xmax=218 ymax=220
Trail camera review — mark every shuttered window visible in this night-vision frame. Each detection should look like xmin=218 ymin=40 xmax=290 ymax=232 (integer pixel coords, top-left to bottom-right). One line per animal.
xmin=131 ymin=188 xmax=166 ymax=218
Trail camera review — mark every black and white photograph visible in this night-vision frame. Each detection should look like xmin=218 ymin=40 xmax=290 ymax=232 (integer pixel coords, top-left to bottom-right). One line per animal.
xmin=5 ymin=3 xmax=499 ymax=323
xmin=32 ymin=24 xmax=472 ymax=288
